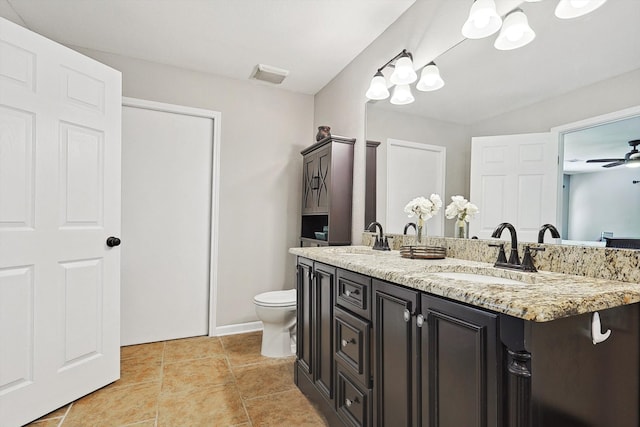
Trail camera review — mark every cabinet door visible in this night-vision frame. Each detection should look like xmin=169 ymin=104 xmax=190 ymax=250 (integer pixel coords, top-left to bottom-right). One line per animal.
xmin=421 ymin=294 xmax=499 ymax=427
xmin=372 ymin=280 xmax=420 ymax=427
xmin=315 ymin=145 xmax=331 ymax=214
xmin=302 ymin=152 xmax=317 ymax=214
xmin=314 ymin=262 xmax=336 ymax=402
xmin=297 ymin=258 xmax=314 ymax=376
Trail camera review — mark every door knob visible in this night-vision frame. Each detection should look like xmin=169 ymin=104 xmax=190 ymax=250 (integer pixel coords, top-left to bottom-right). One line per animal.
xmin=106 ymin=236 xmax=121 ymax=247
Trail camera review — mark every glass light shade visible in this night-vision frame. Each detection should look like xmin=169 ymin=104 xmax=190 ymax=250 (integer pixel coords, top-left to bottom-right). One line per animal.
xmin=365 ymin=71 xmax=390 ymax=100
xmin=494 ymin=9 xmax=536 ymax=50
xmin=462 ymin=0 xmax=503 ymax=39
xmin=555 ymin=0 xmax=607 ymax=19
xmin=389 ymin=55 xmax=417 ymax=85
xmin=390 ymin=84 xmax=415 ymax=105
xmin=416 ymin=63 xmax=444 ymax=92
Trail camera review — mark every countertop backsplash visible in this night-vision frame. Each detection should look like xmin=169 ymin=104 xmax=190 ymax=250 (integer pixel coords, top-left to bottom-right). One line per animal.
xmin=362 ymin=232 xmax=640 ymax=284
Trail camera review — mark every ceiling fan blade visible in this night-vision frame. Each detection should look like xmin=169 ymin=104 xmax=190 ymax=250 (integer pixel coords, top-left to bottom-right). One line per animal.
xmin=586 ymin=158 xmax=624 ymax=163
xmin=603 ymin=161 xmax=625 ymax=168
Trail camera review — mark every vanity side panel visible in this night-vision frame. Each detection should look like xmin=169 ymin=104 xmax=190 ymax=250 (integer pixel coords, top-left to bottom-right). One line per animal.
xmin=529 ymin=304 xmax=639 ymax=427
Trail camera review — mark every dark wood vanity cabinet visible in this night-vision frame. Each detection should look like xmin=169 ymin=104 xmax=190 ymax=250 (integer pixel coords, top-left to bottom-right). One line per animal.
xmin=300 ymin=136 xmax=355 ymax=246
xmin=296 ymin=259 xmax=336 ymax=402
xmin=372 ymin=280 xmax=420 ymax=427
xmin=295 ymin=257 xmax=639 ymax=427
xmin=420 ymin=294 xmax=500 ymax=427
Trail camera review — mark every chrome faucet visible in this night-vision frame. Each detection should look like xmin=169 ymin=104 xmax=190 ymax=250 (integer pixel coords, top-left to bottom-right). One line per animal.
xmin=491 ymin=222 xmax=520 ymax=266
xmin=538 ymin=224 xmax=560 ymax=243
xmin=367 ymin=221 xmax=390 ymax=251
xmin=403 ymin=222 xmax=417 ymax=235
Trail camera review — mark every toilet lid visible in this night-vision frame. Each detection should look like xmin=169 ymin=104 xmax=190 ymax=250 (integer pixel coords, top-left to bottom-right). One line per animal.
xmin=254 ymin=289 xmax=296 ymax=307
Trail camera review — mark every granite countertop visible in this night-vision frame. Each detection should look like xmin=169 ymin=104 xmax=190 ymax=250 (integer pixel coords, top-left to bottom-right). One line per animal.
xmin=289 ymin=245 xmax=640 ymax=322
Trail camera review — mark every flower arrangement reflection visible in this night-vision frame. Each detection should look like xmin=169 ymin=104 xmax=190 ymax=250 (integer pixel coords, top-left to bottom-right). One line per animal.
xmin=404 ymin=194 xmax=442 ymax=243
xmin=445 ymin=195 xmax=479 ymax=238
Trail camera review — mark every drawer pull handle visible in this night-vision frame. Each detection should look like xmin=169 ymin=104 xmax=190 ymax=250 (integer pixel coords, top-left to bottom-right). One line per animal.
xmin=341 ymin=338 xmax=356 ymax=347
xmin=403 ymin=308 xmax=411 ymax=322
xmin=345 ymin=397 xmax=360 ymax=407
xmin=344 ymin=289 xmax=360 ymax=297
xmin=416 ymin=314 xmax=425 ymax=328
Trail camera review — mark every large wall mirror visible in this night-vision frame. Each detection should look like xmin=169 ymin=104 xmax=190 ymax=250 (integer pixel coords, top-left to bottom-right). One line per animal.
xmin=364 ymin=0 xmax=640 ymax=244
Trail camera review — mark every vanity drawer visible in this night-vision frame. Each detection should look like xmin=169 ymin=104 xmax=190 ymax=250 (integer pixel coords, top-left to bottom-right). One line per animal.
xmin=336 ymin=269 xmax=371 ymax=320
xmin=336 ymin=362 xmax=372 ymax=427
xmin=335 ymin=306 xmax=370 ymax=387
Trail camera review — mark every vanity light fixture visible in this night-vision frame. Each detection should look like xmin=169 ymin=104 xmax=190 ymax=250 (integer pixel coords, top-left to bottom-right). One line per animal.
xmin=555 ymin=0 xmax=608 ymax=19
xmin=494 ymin=9 xmax=536 ymax=50
xmin=416 ymin=62 xmax=445 ymax=92
xmin=461 ymin=0 xmax=503 ymax=39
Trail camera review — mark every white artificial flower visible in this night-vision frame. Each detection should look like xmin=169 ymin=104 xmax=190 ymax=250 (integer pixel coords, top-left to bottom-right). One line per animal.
xmin=445 ymin=195 xmax=479 ymax=221
xmin=404 ymin=194 xmax=442 ymax=221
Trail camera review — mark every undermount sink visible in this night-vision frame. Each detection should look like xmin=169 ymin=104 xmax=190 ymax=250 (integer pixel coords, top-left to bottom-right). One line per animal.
xmin=431 ymin=272 xmax=528 ymax=285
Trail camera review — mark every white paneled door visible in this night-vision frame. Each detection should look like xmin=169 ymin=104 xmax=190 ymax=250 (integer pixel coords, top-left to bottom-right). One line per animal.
xmin=121 ymin=100 xmax=217 ymax=346
xmin=0 ymin=18 xmax=122 ymax=427
xmin=469 ymin=133 xmax=559 ymax=242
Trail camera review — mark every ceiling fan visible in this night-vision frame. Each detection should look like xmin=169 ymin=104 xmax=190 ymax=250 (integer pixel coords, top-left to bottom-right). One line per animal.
xmin=586 ymin=139 xmax=640 ymax=168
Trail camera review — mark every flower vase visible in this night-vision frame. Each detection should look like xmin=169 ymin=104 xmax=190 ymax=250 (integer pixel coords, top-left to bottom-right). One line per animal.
xmin=416 ymin=218 xmax=426 ymax=244
xmin=454 ymin=218 xmax=468 ymax=239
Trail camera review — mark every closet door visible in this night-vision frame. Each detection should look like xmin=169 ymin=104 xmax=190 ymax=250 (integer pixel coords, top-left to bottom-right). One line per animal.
xmin=0 ymin=17 xmax=122 ymax=426
xmin=121 ymin=100 xmax=215 ymax=345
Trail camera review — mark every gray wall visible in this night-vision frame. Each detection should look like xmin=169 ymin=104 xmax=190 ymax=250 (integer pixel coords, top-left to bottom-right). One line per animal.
xmin=567 ymin=168 xmax=640 ymax=241
xmin=74 ymin=48 xmax=314 ymax=330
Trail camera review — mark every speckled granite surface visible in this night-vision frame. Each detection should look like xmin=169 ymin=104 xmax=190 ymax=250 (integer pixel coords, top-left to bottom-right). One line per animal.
xmin=289 ymin=245 xmax=640 ymax=322
xmin=362 ymin=232 xmax=640 ymax=284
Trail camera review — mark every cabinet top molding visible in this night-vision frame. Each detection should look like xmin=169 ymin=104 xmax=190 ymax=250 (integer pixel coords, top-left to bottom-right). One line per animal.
xmin=289 ymin=246 xmax=640 ymax=323
xmin=301 ymin=135 xmax=356 ymax=156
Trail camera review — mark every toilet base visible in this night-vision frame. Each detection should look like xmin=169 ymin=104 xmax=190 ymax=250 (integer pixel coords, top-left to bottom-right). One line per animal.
xmin=261 ymin=323 xmax=295 ymax=358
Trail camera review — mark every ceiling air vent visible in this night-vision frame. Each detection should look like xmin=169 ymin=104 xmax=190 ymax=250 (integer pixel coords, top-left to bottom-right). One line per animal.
xmin=251 ymin=64 xmax=289 ymax=84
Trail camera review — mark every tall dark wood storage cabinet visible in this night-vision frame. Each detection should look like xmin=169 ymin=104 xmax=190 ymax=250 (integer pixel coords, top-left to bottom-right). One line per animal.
xmin=300 ymin=135 xmax=355 ymax=246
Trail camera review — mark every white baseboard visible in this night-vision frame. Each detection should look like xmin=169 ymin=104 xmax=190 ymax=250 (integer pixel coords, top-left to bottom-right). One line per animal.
xmin=212 ymin=321 xmax=263 ymax=337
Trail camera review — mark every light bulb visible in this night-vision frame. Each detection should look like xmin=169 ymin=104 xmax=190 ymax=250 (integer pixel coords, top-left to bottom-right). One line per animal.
xmin=505 ymin=25 xmax=524 ymax=42
xmin=390 ymin=55 xmax=417 ymax=85
xmin=473 ymin=11 xmax=491 ymax=29
xmin=365 ymin=71 xmax=389 ymax=100
xmin=390 ymin=84 xmax=414 ymax=105
xmin=494 ymin=9 xmax=535 ymax=50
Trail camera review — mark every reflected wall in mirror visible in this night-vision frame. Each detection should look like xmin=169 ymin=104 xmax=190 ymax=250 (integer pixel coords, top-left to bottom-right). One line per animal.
xmin=364 ymin=0 xmax=640 ymax=244
xmin=560 ymin=113 xmax=640 ymax=245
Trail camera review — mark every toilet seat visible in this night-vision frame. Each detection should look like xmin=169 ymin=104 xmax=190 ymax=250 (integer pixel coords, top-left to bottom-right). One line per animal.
xmin=254 ymin=289 xmax=296 ymax=307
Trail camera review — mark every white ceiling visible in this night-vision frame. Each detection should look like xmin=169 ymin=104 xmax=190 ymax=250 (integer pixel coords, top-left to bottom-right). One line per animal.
xmin=0 ymin=0 xmax=416 ymax=94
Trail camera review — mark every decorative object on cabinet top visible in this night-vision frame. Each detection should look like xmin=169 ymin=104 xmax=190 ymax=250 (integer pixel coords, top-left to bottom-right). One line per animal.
xmin=315 ymin=125 xmax=331 ymax=141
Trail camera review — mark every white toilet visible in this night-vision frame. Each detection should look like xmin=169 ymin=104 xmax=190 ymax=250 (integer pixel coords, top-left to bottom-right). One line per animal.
xmin=253 ymin=289 xmax=297 ymax=357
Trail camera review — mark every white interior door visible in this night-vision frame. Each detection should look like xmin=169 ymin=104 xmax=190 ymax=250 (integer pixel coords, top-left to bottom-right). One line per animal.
xmin=469 ymin=132 xmax=558 ymax=242
xmin=121 ymin=99 xmax=215 ymax=346
xmin=386 ymin=139 xmax=446 ymax=235
xmin=0 ymin=17 xmax=121 ymax=426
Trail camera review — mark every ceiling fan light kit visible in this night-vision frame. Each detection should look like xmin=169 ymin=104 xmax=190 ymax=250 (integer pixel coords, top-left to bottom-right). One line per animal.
xmin=586 ymin=140 xmax=640 ymax=169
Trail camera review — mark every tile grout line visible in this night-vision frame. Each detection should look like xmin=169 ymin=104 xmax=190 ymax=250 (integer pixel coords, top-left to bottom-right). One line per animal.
xmin=222 ymin=337 xmax=254 ymax=427
xmin=56 ymin=403 xmax=72 ymax=427
xmin=154 ymin=341 xmax=166 ymax=427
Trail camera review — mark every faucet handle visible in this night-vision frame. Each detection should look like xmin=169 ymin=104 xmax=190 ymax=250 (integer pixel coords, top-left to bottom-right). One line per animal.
xmin=488 ymin=243 xmax=508 ymax=265
xmin=521 ymin=245 xmax=542 ymax=272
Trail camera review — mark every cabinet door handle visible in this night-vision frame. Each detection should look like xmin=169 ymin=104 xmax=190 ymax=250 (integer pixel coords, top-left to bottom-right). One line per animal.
xmin=344 ymin=288 xmax=359 ymax=297
xmin=345 ymin=397 xmax=359 ymax=407
xmin=341 ymin=338 xmax=356 ymax=347
xmin=416 ymin=314 xmax=425 ymax=328
xmin=403 ymin=308 xmax=411 ymax=322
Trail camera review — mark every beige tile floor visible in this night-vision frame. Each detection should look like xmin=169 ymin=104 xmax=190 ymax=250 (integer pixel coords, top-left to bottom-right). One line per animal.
xmin=27 ymin=332 xmax=329 ymax=427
